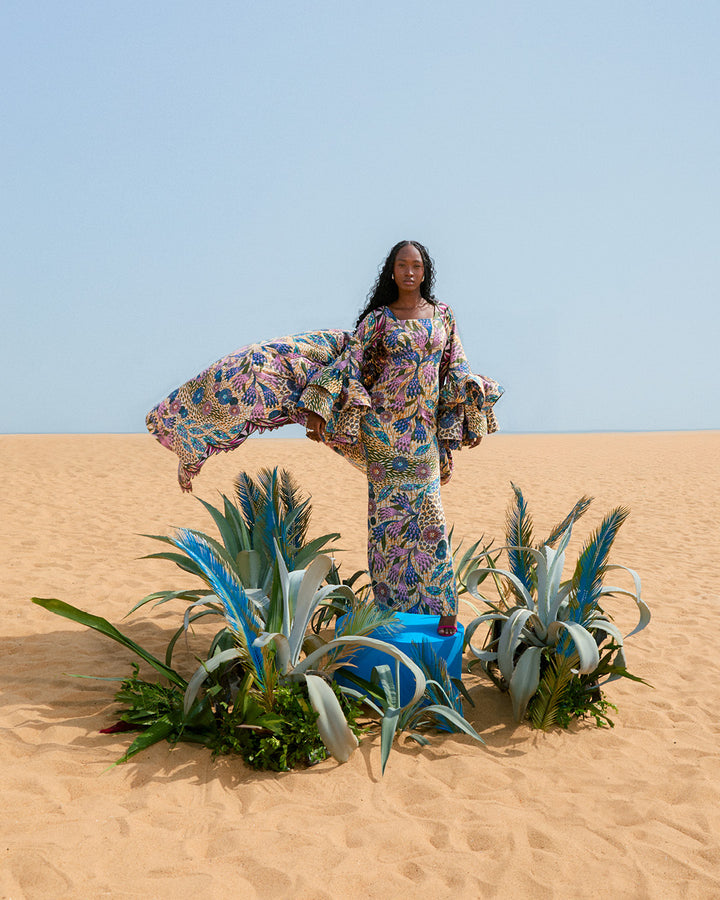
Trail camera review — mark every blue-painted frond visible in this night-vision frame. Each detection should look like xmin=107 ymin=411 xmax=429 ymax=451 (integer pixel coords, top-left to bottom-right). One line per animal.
xmin=171 ymin=529 xmax=265 ymax=683
xmin=408 ymin=640 xmax=462 ymax=712
xmin=234 ymin=471 xmax=260 ymax=532
xmin=505 ymin=483 xmax=535 ymax=596
xmin=569 ymin=507 xmax=630 ymax=626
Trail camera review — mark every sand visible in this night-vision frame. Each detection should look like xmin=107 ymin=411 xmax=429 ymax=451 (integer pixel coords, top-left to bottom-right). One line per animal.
xmin=2 ymin=431 xmax=719 ymax=899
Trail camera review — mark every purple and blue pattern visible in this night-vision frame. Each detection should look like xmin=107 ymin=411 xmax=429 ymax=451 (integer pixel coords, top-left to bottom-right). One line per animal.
xmin=146 ymin=304 xmax=503 ymax=615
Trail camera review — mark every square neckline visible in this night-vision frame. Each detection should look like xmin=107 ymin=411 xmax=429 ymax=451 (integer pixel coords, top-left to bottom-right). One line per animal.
xmin=384 ymin=304 xmax=438 ymax=323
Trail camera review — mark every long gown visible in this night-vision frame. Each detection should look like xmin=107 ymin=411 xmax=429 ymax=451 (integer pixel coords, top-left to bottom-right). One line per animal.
xmin=146 ymin=303 xmax=503 ymax=615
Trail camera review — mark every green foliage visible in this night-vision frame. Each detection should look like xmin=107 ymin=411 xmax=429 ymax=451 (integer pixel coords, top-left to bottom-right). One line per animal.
xmin=34 ymin=467 xmax=436 ymax=774
xmin=527 ymin=653 xmax=575 ymax=730
xmin=449 ymin=527 xmax=499 ymax=597
xmin=340 ymin=640 xmax=484 ymax=775
xmin=229 ymin=681 xmax=363 ymax=772
xmin=108 ymin=663 xmax=222 ymax=763
xmin=552 ymin=678 xmax=618 ymax=730
xmin=135 ymin=466 xmax=341 ymax=616
xmin=114 ymin=664 xmax=186 ymax=728
xmin=464 ymin=485 xmax=651 ymax=727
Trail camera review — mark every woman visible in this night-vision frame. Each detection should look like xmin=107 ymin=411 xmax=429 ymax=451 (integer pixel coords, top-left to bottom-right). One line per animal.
xmin=146 ymin=240 xmax=503 ymax=636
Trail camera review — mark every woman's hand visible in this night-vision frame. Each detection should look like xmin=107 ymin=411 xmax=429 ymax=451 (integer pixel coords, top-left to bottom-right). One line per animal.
xmin=305 ymin=411 xmax=326 ymax=442
xmin=468 ymin=436 xmax=483 ymax=448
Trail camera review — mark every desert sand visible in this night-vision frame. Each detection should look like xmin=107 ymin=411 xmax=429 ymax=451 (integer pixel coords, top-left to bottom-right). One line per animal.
xmin=2 ymin=431 xmax=719 ymax=899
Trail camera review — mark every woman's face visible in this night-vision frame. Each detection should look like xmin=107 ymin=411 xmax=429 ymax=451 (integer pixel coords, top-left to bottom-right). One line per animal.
xmin=393 ymin=243 xmax=424 ymax=291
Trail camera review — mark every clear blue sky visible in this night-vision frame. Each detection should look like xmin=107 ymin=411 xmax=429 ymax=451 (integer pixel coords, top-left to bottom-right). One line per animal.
xmin=2 ymin=1 xmax=718 ymax=434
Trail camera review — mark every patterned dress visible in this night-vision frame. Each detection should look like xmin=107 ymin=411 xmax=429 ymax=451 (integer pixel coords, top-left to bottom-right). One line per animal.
xmin=145 ymin=330 xmax=350 ymax=481
xmin=146 ymin=303 xmax=503 ymax=615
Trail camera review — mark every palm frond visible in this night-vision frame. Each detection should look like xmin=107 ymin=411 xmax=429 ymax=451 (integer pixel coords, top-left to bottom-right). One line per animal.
xmin=407 ymin=640 xmax=462 ymax=712
xmin=528 ymin=653 xmax=575 ymax=730
xmin=569 ymin=507 xmax=630 ymax=626
xmin=234 ymin=471 xmax=262 ymax=533
xmin=171 ymin=529 xmax=265 ymax=685
xmin=336 ymin=601 xmax=399 ymax=639
xmin=251 ymin=471 xmax=282 ymax=564
xmin=542 ymin=495 xmax=594 ymax=547
xmin=505 ymin=483 xmax=536 ymax=599
xmin=279 ymin=468 xmax=312 ymax=554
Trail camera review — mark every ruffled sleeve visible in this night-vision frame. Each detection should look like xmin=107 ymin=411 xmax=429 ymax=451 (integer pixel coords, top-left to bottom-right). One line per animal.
xmin=297 ymin=308 xmax=384 ymax=445
xmin=437 ymin=304 xmax=504 ymax=461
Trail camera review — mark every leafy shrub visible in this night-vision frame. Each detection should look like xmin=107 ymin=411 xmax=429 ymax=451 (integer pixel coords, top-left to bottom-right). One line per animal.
xmin=464 ymin=484 xmax=651 ymax=728
xmin=33 ymin=468 xmax=427 ymax=773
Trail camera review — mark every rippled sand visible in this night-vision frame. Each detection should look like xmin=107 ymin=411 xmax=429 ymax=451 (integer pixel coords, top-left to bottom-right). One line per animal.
xmin=2 ymin=431 xmax=719 ymax=898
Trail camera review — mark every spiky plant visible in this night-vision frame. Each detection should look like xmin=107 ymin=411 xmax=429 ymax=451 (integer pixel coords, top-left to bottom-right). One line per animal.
xmin=464 ymin=485 xmax=650 ymax=727
xmin=339 ymin=639 xmax=484 ymax=774
xmin=131 ymin=467 xmax=341 ymax=636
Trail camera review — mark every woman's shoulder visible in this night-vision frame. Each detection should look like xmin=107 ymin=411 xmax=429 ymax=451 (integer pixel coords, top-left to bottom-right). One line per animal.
xmin=355 ymin=304 xmax=388 ymax=333
xmin=434 ymin=300 xmax=455 ymax=323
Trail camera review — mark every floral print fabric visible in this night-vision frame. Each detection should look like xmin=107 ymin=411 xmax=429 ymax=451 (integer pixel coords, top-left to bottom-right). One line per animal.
xmin=146 ymin=330 xmax=349 ymax=481
xmin=146 ymin=304 xmax=503 ymax=616
xmin=298 ymin=304 xmax=503 ymax=615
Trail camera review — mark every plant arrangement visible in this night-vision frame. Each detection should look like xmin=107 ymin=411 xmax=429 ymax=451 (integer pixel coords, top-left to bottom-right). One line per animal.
xmin=463 ymin=485 xmax=651 ymax=729
xmin=339 ymin=639 xmax=482 ymax=773
xmin=33 ymin=468 xmax=481 ymax=773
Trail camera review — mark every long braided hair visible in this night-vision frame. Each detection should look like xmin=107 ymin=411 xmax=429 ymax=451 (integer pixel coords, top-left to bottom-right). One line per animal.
xmin=355 ymin=240 xmax=437 ymax=389
xmin=354 ymin=240 xmax=437 ymax=329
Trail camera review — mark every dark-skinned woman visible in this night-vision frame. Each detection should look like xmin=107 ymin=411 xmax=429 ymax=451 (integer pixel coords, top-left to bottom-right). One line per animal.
xmin=146 ymin=241 xmax=503 ymax=636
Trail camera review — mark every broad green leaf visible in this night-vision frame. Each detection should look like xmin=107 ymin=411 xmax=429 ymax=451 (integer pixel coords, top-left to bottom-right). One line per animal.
xmin=32 ymin=598 xmax=186 ymax=688
xmin=115 ymin=717 xmax=175 ymax=764
xmin=589 ymin=617 xmax=624 ymax=646
xmin=605 ymin=564 xmax=650 ymax=637
xmin=125 ymin=588 xmax=210 ymax=617
xmin=466 ymin=565 xmax=534 ymax=608
xmin=419 ymin=705 xmax=485 ymax=743
xmin=140 ymin=551 xmax=205 ymax=578
xmin=288 ymin=555 xmax=333 ymax=663
xmin=556 ymin=622 xmax=600 ymax=674
xmin=463 ymin=612 xmax=506 ymax=650
xmin=236 ymin=549 xmax=263 ymax=588
xmin=380 ymin=708 xmax=401 ymax=775
xmin=295 ymin=636 xmax=426 ymax=709
xmin=166 ymin=608 xmax=223 ymax=666
xmin=195 ymin=496 xmax=241 ymax=557
xmin=254 ymin=631 xmax=291 ymax=675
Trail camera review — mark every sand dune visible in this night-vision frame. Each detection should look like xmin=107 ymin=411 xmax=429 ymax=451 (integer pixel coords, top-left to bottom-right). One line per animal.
xmin=2 ymin=432 xmax=719 ymax=898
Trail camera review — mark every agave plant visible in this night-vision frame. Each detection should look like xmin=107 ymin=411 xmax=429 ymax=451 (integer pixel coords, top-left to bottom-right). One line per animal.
xmin=125 ymin=467 xmax=345 ymax=672
xmin=464 ymin=485 xmax=651 ymax=727
xmin=179 ymin=530 xmax=427 ymax=764
xmin=37 ymin=466 xmax=510 ymax=771
xmin=448 ymin=526 xmax=499 ymax=598
xmin=339 ymin=640 xmax=484 ymax=773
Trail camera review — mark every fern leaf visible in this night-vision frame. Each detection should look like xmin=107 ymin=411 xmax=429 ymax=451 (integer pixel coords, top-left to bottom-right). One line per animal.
xmin=529 ymin=654 xmax=575 ymax=730
xmin=234 ymin=471 xmax=261 ymax=532
xmin=279 ymin=469 xmax=312 ymax=553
